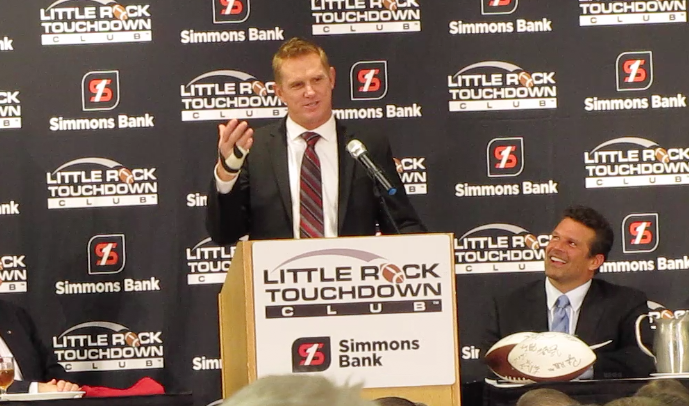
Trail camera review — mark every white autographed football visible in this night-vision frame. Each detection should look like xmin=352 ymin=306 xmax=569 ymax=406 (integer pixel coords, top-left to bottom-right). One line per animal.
xmin=507 ymin=332 xmax=596 ymax=382
xmin=485 ymin=332 xmax=537 ymax=383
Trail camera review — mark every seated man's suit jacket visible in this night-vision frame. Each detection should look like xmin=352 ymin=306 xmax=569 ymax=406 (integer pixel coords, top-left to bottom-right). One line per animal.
xmin=0 ymin=300 xmax=68 ymax=393
xmin=483 ymin=278 xmax=655 ymax=379
xmin=207 ymin=118 xmax=426 ymax=245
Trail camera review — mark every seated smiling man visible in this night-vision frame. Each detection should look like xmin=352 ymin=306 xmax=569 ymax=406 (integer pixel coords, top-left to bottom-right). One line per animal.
xmin=483 ymin=205 xmax=654 ymax=379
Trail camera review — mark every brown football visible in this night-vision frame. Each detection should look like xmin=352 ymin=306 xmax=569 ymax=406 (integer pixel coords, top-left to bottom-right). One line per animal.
xmin=251 ymin=81 xmax=268 ymax=97
xmin=525 ymin=234 xmax=540 ymax=250
xmin=518 ymin=71 xmax=534 ymax=88
xmin=655 ymin=147 xmax=670 ymax=164
xmin=124 ymin=331 xmax=141 ymax=347
xmin=112 ymin=4 xmax=128 ymax=21
xmin=382 ymin=0 xmax=398 ymax=11
xmin=118 ymin=167 xmax=135 ymax=184
xmin=381 ymin=263 xmax=405 ymax=284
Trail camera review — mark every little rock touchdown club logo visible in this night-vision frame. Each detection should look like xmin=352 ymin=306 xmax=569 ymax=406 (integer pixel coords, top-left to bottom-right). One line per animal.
xmin=46 ymin=157 xmax=158 ymax=209
xmin=53 ymin=321 xmax=163 ymax=371
xmin=40 ymin=0 xmax=153 ymax=46
xmin=180 ymin=70 xmax=286 ymax=121
xmin=448 ymin=61 xmax=557 ymax=112
xmin=584 ymin=136 xmax=689 ymax=188
xmin=260 ymin=248 xmax=443 ymax=319
xmin=311 ymin=0 xmax=421 ymax=35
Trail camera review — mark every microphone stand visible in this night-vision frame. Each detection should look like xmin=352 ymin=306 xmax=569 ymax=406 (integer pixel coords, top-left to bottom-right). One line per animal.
xmin=372 ymin=184 xmax=401 ymax=235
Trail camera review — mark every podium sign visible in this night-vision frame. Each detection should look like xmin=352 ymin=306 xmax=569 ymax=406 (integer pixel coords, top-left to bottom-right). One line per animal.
xmin=251 ymin=234 xmax=456 ymax=388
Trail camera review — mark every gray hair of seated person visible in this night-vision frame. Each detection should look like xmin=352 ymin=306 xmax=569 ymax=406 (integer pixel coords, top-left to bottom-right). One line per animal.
xmin=605 ymin=397 xmax=668 ymax=406
xmin=220 ymin=375 xmax=377 ymax=406
xmin=636 ymin=379 xmax=689 ymax=398
xmin=375 ymin=396 xmax=427 ymax=406
xmin=516 ymin=388 xmax=580 ymax=406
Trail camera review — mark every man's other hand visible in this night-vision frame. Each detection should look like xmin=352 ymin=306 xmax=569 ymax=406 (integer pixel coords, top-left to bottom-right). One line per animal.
xmin=38 ymin=379 xmax=80 ymax=392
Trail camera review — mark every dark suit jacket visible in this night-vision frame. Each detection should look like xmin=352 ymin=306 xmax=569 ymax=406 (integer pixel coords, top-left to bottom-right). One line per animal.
xmin=206 ymin=118 xmax=426 ymax=245
xmin=483 ymin=278 xmax=655 ymax=379
xmin=0 ymin=301 xmax=68 ymax=393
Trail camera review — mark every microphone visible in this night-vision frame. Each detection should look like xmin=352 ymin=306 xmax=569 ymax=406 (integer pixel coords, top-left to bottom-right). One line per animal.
xmin=346 ymin=139 xmax=397 ymax=196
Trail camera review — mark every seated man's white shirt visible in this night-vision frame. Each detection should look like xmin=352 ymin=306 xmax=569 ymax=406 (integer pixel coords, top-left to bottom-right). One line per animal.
xmin=545 ymin=278 xmax=594 ymax=379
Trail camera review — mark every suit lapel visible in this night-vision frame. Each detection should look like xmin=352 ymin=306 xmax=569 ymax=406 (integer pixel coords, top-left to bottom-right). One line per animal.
xmin=337 ymin=120 xmax=355 ymax=234
xmin=525 ymin=282 xmax=549 ymax=331
xmin=269 ymin=120 xmax=293 ymax=225
xmin=575 ymin=279 xmax=603 ymax=344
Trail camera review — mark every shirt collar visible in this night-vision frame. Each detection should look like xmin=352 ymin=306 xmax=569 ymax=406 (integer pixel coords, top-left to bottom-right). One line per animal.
xmin=545 ymin=278 xmax=592 ymax=312
xmin=286 ymin=115 xmax=336 ymax=143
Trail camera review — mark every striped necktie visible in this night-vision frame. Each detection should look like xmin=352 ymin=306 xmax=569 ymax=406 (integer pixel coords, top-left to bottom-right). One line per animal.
xmin=299 ymin=132 xmax=324 ymax=238
xmin=551 ymin=294 xmax=571 ymax=334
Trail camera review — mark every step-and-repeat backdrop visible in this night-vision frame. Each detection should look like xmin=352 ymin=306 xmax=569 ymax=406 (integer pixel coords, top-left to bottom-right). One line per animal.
xmin=1 ymin=0 xmax=688 ymax=404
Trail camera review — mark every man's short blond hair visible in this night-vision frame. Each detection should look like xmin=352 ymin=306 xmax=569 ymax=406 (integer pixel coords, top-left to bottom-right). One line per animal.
xmin=221 ymin=375 xmax=377 ymax=406
xmin=272 ymin=37 xmax=330 ymax=84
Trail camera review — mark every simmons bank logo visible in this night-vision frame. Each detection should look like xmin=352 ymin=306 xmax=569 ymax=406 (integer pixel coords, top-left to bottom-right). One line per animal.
xmin=49 ymin=70 xmax=155 ymax=132
xmin=46 ymin=157 xmax=158 ymax=209
xmin=602 ymin=214 xmax=689 ymax=273
xmin=88 ymin=234 xmax=126 ymax=274
xmin=213 ymin=0 xmax=250 ymax=23
xmin=291 ymin=334 xmax=421 ymax=370
xmin=585 ymin=51 xmax=686 ymax=112
xmin=56 ymin=234 xmax=161 ymax=295
xmin=180 ymin=70 xmax=286 ymax=122
xmin=311 ymin=0 xmax=421 ymax=35
xmin=579 ymin=0 xmax=686 ymax=26
xmin=186 ymin=237 xmax=235 ymax=285
xmin=394 ymin=157 xmax=427 ymax=195
xmin=448 ymin=61 xmax=557 ymax=112
xmin=583 ymin=136 xmax=689 ymax=188
xmin=292 ymin=337 xmax=332 ymax=372
xmin=53 ymin=321 xmax=164 ymax=371
xmin=40 ymin=0 xmax=153 ymax=46
xmin=336 ymin=60 xmax=421 ymax=120
xmin=622 ymin=213 xmax=659 ymax=253
xmin=454 ymin=223 xmax=548 ymax=273
xmin=0 ymin=255 xmax=29 ymax=293
xmin=0 ymin=89 xmax=21 ymax=130
xmin=449 ymin=0 xmax=553 ymax=35
xmin=455 ymin=137 xmax=558 ymax=197
xmin=180 ymin=0 xmax=286 ymax=44
xmin=261 ymin=248 xmax=442 ymax=318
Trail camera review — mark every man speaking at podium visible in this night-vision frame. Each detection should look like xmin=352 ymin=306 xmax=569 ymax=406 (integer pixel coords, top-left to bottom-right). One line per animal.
xmin=206 ymin=37 xmax=426 ymax=245
xmin=483 ymin=206 xmax=654 ymax=379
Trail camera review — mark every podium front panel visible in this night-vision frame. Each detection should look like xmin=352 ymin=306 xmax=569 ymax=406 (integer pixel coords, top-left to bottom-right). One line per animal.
xmin=250 ymin=234 xmax=456 ymax=389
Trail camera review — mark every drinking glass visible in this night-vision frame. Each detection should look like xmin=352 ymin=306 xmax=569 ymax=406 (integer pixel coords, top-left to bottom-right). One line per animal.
xmin=0 ymin=356 xmax=14 ymax=395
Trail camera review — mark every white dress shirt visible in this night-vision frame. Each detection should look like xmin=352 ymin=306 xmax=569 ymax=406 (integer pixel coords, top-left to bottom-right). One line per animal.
xmin=545 ymin=278 xmax=594 ymax=379
xmin=215 ymin=114 xmax=339 ymax=238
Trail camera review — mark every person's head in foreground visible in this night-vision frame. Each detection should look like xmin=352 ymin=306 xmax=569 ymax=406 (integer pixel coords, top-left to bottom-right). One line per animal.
xmin=605 ymin=397 xmax=668 ymax=406
xmin=636 ymin=379 xmax=689 ymax=398
xmin=220 ymin=374 xmax=377 ymax=406
xmin=516 ymin=388 xmax=580 ymax=406
xmin=375 ymin=396 xmax=427 ymax=406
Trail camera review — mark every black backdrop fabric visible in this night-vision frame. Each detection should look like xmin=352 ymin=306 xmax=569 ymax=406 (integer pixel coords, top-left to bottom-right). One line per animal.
xmin=1 ymin=0 xmax=688 ymax=404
